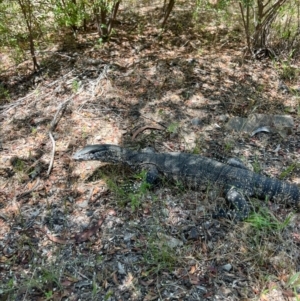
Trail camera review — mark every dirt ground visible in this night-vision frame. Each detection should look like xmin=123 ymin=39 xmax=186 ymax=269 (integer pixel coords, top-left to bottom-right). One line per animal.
xmin=1 ymin=5 xmax=300 ymax=301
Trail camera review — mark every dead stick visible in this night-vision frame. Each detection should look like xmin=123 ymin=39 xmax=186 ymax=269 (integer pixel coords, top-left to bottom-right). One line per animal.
xmin=47 ymin=97 xmax=73 ymax=176
xmin=132 ymin=125 xmax=165 ymax=140
xmin=16 ymin=178 xmax=40 ymax=200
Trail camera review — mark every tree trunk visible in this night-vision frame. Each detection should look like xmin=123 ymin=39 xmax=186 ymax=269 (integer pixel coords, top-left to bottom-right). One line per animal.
xmin=17 ymin=0 xmax=39 ymax=71
xmin=160 ymin=0 xmax=175 ymax=28
xmin=107 ymin=1 xmax=120 ymax=36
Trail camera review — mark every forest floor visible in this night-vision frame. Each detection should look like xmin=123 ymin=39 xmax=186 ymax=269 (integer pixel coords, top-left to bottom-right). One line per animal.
xmin=0 ymin=3 xmax=300 ymax=301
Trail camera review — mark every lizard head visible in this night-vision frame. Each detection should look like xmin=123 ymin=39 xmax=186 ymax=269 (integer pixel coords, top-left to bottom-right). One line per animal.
xmin=73 ymin=144 xmax=125 ymax=163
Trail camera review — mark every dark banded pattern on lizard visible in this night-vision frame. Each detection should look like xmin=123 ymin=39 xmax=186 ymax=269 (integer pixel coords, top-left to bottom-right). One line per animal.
xmin=73 ymin=144 xmax=300 ymax=220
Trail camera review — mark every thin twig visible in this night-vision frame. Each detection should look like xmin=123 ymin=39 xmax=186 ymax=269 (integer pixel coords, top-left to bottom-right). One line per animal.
xmin=0 ymin=70 xmax=74 ymax=115
xmin=47 ymin=96 xmax=74 ymax=176
xmin=47 ymin=131 xmax=56 ymax=176
xmin=132 ymin=125 xmax=165 ymax=140
xmin=162 ymin=142 xmax=174 ymax=151
xmin=16 ymin=178 xmax=41 ymax=200
xmin=78 ymin=64 xmax=110 ymax=111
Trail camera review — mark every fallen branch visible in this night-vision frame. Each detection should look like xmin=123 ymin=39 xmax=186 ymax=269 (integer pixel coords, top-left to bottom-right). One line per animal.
xmin=16 ymin=178 xmax=41 ymax=201
xmin=47 ymin=131 xmax=56 ymax=176
xmin=132 ymin=124 xmax=165 ymax=140
xmin=47 ymin=97 xmax=73 ymax=176
xmin=1 ymin=70 xmax=74 ymax=114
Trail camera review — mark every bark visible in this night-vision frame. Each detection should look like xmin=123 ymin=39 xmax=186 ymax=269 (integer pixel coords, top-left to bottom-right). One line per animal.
xmin=160 ymin=0 xmax=175 ymax=28
xmin=17 ymin=0 xmax=39 ymax=71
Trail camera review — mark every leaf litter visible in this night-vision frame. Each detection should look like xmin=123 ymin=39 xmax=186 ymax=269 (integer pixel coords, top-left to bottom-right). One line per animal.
xmin=0 ymin=6 xmax=300 ymax=301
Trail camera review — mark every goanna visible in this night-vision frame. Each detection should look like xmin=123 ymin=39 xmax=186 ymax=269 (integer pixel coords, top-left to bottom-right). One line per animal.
xmin=73 ymin=144 xmax=300 ymax=220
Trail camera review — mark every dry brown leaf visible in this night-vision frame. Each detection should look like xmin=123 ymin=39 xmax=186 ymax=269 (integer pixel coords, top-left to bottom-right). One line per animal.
xmin=189 ymin=265 xmax=196 ymax=274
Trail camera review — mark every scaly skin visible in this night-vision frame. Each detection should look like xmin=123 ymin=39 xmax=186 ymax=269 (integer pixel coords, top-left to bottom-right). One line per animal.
xmin=73 ymin=144 xmax=300 ymax=220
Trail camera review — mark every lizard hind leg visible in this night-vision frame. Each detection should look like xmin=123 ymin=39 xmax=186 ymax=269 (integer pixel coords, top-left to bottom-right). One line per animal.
xmin=145 ymin=165 xmax=159 ymax=186
xmin=214 ymin=187 xmax=251 ymax=221
xmin=140 ymin=146 xmax=160 ymax=186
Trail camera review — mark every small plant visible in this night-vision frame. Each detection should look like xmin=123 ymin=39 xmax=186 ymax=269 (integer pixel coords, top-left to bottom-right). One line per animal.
xmin=97 ymin=37 xmax=104 ymax=47
xmin=105 ymin=176 xmax=127 ymax=205
xmin=39 ymin=267 xmax=62 ymax=289
xmin=128 ymin=192 xmax=141 ymax=211
xmin=279 ymin=163 xmax=297 ymax=180
xmin=104 ymin=168 xmax=151 ymax=210
xmin=142 ymin=233 xmax=178 ymax=275
xmin=81 ymin=125 xmax=88 ymax=138
xmin=137 ymin=22 xmax=145 ymax=35
xmin=192 ymin=138 xmax=203 ymax=154
xmin=252 ymin=156 xmax=261 ymax=173
xmin=247 ymin=207 xmax=292 ymax=231
xmin=104 ymin=290 xmax=113 ymax=300
xmin=286 ymin=272 xmax=300 ymax=290
xmin=45 ymin=290 xmax=53 ymax=300
xmin=173 ymin=179 xmax=185 ymax=192
xmin=72 ymin=79 xmax=80 ymax=92
xmin=31 ymin=127 xmax=37 ymax=135
xmin=197 ymin=47 xmax=204 ymax=55
xmin=0 ymin=84 xmax=10 ymax=102
xmin=167 ymin=122 xmax=179 ymax=134
xmin=280 ymin=62 xmax=299 ymax=81
xmin=96 ymin=254 xmax=103 ymax=264
xmin=192 ymin=145 xmax=201 ymax=154
xmin=158 ymin=109 xmax=164 ymax=116
xmin=276 ymin=50 xmax=299 ymax=81
xmin=128 ymin=170 xmax=151 ymax=211
xmin=257 ymin=84 xmax=265 ymax=92
xmin=92 ymin=274 xmax=101 ymax=297
xmin=4 ymin=264 xmax=63 ymax=299
xmin=12 ymin=157 xmax=25 ymax=172
xmin=224 ymin=141 xmax=233 ymax=153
